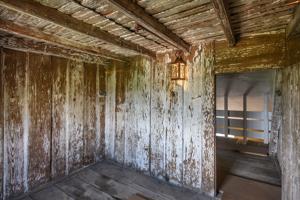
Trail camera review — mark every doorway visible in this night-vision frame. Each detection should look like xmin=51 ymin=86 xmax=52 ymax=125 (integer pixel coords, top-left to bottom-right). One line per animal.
xmin=215 ymin=70 xmax=281 ymax=200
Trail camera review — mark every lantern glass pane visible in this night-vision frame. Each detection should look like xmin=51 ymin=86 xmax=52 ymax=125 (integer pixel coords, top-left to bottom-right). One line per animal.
xmin=171 ymin=63 xmax=179 ymax=79
xmin=180 ymin=63 xmax=185 ymax=79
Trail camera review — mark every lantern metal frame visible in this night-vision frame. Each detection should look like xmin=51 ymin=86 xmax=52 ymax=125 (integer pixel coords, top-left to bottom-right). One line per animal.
xmin=169 ymin=51 xmax=186 ymax=80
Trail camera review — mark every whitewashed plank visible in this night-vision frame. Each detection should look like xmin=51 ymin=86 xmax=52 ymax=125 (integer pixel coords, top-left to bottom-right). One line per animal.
xmin=105 ymin=66 xmax=116 ymax=160
xmin=150 ymin=55 xmax=168 ymax=179
xmin=67 ymin=60 xmax=84 ymax=172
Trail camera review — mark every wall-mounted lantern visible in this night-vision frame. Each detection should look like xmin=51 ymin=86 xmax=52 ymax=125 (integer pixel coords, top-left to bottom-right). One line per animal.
xmin=169 ymin=51 xmax=186 ymax=80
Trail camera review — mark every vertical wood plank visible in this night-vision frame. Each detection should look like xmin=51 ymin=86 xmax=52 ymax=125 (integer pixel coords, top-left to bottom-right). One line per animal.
xmin=281 ymin=64 xmax=300 ymax=200
xmin=51 ymin=56 xmax=67 ymax=178
xmin=124 ymin=62 xmax=137 ymax=167
xmin=135 ymin=58 xmax=151 ymax=171
xmin=2 ymin=49 xmax=26 ymax=198
xmin=98 ymin=66 xmax=106 ymax=160
xmin=28 ymin=53 xmax=52 ymax=189
xmin=67 ymin=60 xmax=84 ymax=172
xmin=165 ymin=65 xmax=184 ymax=184
xmin=83 ymin=63 xmax=97 ymax=165
xmin=124 ymin=57 xmax=151 ymax=171
xmin=105 ymin=65 xmax=116 ymax=160
xmin=183 ymin=47 xmax=206 ymax=188
xmin=95 ymin=65 xmax=101 ymax=162
xmin=114 ymin=66 xmax=126 ymax=164
xmin=150 ymin=56 xmax=168 ymax=179
xmin=200 ymin=43 xmax=216 ymax=196
xmin=0 ymin=48 xmax=3 ymax=200
xmin=243 ymin=94 xmax=247 ymax=143
xmin=269 ymin=70 xmax=282 ymax=157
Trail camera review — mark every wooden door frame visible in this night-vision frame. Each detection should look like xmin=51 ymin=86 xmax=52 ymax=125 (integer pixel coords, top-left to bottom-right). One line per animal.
xmin=213 ymin=68 xmax=278 ymax=196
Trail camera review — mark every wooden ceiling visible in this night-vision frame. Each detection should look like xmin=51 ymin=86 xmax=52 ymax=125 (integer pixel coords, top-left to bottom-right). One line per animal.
xmin=0 ymin=0 xmax=298 ymax=59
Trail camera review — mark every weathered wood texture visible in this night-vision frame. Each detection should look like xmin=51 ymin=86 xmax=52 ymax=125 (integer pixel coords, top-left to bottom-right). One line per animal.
xmin=0 ymin=48 xmax=3 ymax=200
xmin=2 ymin=49 xmax=27 ymax=198
xmin=51 ymin=57 xmax=68 ymax=178
xmin=105 ymin=65 xmax=116 ymax=160
xmin=0 ymin=0 xmax=295 ymax=56
xmin=269 ymin=70 xmax=282 ymax=156
xmin=286 ymin=5 xmax=300 ymax=39
xmin=0 ymin=0 xmax=155 ymax=58
xmin=0 ymin=33 xmax=107 ymax=65
xmin=279 ymin=37 xmax=300 ymax=200
xmin=0 ymin=19 xmax=127 ymax=62
xmin=83 ymin=63 xmax=97 ymax=165
xmin=211 ymin=0 xmax=235 ymax=46
xmin=281 ymin=64 xmax=300 ymax=200
xmin=0 ymin=48 xmax=107 ymax=199
xmin=215 ymin=34 xmax=286 ymax=73
xmin=105 ymin=43 xmax=216 ymax=196
xmin=27 ymin=53 xmax=52 ymax=189
xmin=107 ymin=0 xmax=191 ymax=51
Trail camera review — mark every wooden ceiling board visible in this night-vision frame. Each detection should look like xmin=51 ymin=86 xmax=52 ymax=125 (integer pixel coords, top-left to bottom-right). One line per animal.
xmin=0 ymin=0 xmax=297 ymax=57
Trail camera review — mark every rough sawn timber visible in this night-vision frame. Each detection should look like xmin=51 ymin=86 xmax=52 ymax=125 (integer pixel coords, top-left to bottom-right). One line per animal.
xmin=0 ymin=0 xmax=156 ymax=58
xmin=211 ymin=0 xmax=236 ymax=46
xmin=107 ymin=0 xmax=191 ymax=52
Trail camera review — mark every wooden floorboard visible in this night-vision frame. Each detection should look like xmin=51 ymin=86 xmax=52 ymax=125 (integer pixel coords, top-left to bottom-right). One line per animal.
xmin=30 ymin=186 xmax=74 ymax=200
xmin=56 ymin=176 xmax=115 ymax=200
xmin=220 ymin=175 xmax=281 ymax=200
xmin=19 ymin=197 xmax=33 ymax=200
xmin=217 ymin=149 xmax=281 ymax=186
xmin=76 ymin=168 xmax=142 ymax=199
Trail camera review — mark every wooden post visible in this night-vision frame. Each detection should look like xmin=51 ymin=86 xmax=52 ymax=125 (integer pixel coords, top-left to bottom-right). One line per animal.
xmin=264 ymin=94 xmax=269 ymax=144
xmin=224 ymin=94 xmax=229 ymax=138
xmin=243 ymin=94 xmax=247 ymax=144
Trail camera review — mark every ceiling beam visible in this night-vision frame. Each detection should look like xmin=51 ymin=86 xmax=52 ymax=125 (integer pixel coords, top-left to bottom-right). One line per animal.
xmin=0 ymin=19 xmax=127 ymax=62
xmin=211 ymin=0 xmax=236 ymax=47
xmin=0 ymin=33 xmax=105 ymax=64
xmin=286 ymin=5 xmax=300 ymax=39
xmin=0 ymin=0 xmax=156 ymax=58
xmin=106 ymin=0 xmax=191 ymax=52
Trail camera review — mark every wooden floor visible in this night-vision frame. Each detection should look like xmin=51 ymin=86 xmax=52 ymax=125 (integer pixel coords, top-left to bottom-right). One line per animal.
xmin=220 ymin=175 xmax=281 ymax=200
xmin=217 ymin=150 xmax=281 ymax=186
xmin=217 ymin=149 xmax=281 ymax=200
xmin=15 ymin=161 xmax=212 ymax=200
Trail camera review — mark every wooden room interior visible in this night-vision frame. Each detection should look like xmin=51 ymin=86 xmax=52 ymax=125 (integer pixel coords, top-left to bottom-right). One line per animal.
xmin=0 ymin=0 xmax=300 ymax=200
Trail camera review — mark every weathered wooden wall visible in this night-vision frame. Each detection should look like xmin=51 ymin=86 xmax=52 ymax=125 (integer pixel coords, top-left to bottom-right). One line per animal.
xmin=281 ymin=65 xmax=300 ymax=200
xmin=105 ymin=43 xmax=216 ymax=196
xmin=104 ymin=34 xmax=292 ymax=197
xmin=0 ymin=48 xmax=4 ymax=200
xmin=215 ymin=34 xmax=286 ymax=74
xmin=0 ymin=47 xmax=107 ymax=199
xmin=269 ymin=70 xmax=283 ymax=157
xmin=279 ymin=36 xmax=300 ymax=200
xmin=1 ymin=32 xmax=298 ymax=199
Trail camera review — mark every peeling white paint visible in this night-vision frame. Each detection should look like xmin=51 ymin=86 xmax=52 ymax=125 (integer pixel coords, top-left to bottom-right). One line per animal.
xmin=65 ymin=59 xmax=70 ymax=175
xmin=23 ymin=52 xmax=29 ymax=192
xmin=95 ymin=64 xmax=101 ymax=161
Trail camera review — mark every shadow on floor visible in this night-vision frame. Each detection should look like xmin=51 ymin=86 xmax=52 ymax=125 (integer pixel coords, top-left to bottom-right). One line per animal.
xmin=217 ymin=149 xmax=281 ymax=200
